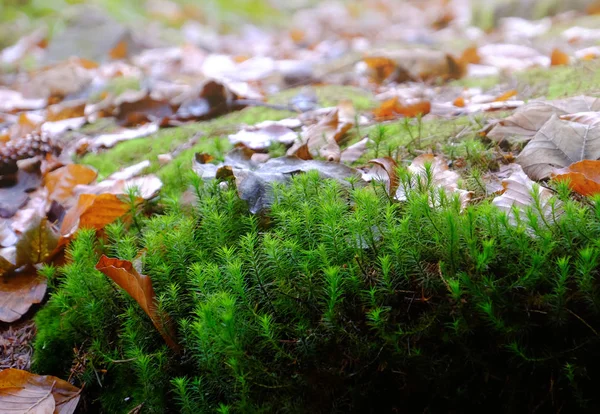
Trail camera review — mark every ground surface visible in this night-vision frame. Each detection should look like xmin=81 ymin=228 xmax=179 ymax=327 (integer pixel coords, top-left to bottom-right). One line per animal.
xmin=3 ymin=0 xmax=600 ymax=409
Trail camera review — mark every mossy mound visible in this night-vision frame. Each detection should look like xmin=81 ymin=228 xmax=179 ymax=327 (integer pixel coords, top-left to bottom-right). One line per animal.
xmin=33 ymin=168 xmax=600 ymax=412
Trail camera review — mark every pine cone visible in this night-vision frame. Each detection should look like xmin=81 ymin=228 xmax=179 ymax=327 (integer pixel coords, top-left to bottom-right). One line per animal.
xmin=0 ymin=131 xmax=61 ymax=175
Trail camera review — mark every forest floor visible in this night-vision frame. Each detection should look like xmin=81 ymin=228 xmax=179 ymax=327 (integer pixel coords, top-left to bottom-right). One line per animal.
xmin=3 ymin=0 xmax=600 ymax=410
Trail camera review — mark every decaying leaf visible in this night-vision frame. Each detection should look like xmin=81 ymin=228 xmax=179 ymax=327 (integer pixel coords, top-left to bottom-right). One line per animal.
xmin=340 ymin=137 xmax=372 ymax=164
xmin=87 ymin=123 xmax=159 ymax=151
xmin=552 ymin=160 xmax=600 ymax=196
xmin=492 ymin=165 xmax=560 ymax=226
xmin=60 ymin=193 xmax=131 ymax=239
xmin=229 ymin=124 xmax=297 ymax=151
xmin=44 ymin=164 xmax=98 ymax=204
xmin=0 ymin=170 xmax=42 ymax=219
xmin=0 ymin=269 xmax=47 ymax=323
xmin=199 ymin=154 xmax=362 ymax=214
xmin=0 ymin=368 xmax=81 ymax=413
xmin=15 ymin=216 xmax=59 ymax=267
xmin=95 ymin=255 xmax=179 ymax=350
xmin=559 ymin=111 xmax=600 ymax=126
xmin=395 ymin=154 xmax=471 ymax=207
xmin=551 ymin=48 xmax=570 ymax=66
xmin=287 ymin=109 xmax=353 ymax=162
xmin=487 ymin=96 xmax=600 ymax=143
xmin=362 ymin=157 xmax=398 ymax=195
xmin=516 ymin=114 xmax=600 ymax=180
xmin=373 ymin=98 xmax=431 ymax=121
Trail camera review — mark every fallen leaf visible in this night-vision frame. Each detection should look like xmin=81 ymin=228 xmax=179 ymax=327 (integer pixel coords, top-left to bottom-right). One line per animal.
xmin=44 ymin=164 xmax=98 ymax=204
xmin=16 ymin=216 xmax=60 ymax=267
xmin=229 ymin=124 xmax=298 ymax=151
xmin=287 ymin=110 xmax=353 ymax=162
xmin=551 ymin=48 xmax=570 ymax=66
xmin=552 ymin=160 xmax=600 ymax=196
xmin=96 ymin=255 xmax=179 ymax=350
xmin=75 ymin=174 xmax=162 ymax=200
xmin=487 ymin=96 xmax=600 ymax=143
xmin=559 ymin=112 xmax=600 ymax=126
xmin=492 ymin=165 xmax=559 ymax=226
xmin=373 ymin=97 xmax=431 ymax=121
xmin=46 ymin=100 xmax=86 ymax=122
xmin=395 ymin=154 xmax=471 ymax=208
xmin=516 ymin=114 xmax=600 ymax=180
xmin=362 ymin=56 xmax=408 ymax=84
xmin=0 ymin=269 xmax=47 ymax=323
xmin=0 ymin=169 xmax=42 ymax=219
xmin=87 ymin=123 xmax=159 ymax=150
xmin=362 ymin=157 xmax=398 ymax=195
xmin=340 ymin=137 xmax=373 ymax=164
xmin=115 ymin=94 xmax=174 ymax=127
xmin=60 ymin=193 xmax=131 ymax=239
xmin=460 ymin=46 xmax=481 ymax=65
xmin=0 ymin=368 xmax=80 ymax=413
xmin=454 ymin=96 xmax=466 ymax=107
xmin=494 ymin=89 xmax=517 ymax=102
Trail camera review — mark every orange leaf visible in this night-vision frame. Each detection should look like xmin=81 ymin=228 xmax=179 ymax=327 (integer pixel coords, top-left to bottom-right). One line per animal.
xmin=363 ymin=57 xmax=398 ymax=84
xmin=552 ymin=160 xmax=600 ymax=196
xmin=0 ymin=269 xmax=47 ymax=323
xmin=109 ymin=40 xmax=128 ymax=60
xmin=373 ymin=97 xmax=431 ymax=121
xmin=60 ymin=193 xmax=131 ymax=239
xmin=46 ymin=100 xmax=86 ymax=122
xmin=95 ymin=255 xmax=179 ymax=350
xmin=0 ymin=368 xmax=81 ymax=413
xmin=551 ymin=48 xmax=570 ymax=66
xmin=453 ymin=96 xmax=466 ymax=107
xmin=45 ymin=164 xmax=98 ymax=204
xmin=460 ymin=46 xmax=481 ymax=65
xmin=494 ymin=89 xmax=518 ymax=102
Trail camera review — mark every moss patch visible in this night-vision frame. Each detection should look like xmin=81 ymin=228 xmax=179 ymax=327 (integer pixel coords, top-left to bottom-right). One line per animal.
xmin=516 ymin=61 xmax=600 ymax=99
xmin=269 ymin=84 xmax=377 ymax=111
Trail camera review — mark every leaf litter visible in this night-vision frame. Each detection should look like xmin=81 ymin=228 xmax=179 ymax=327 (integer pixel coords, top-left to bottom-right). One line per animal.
xmin=3 ymin=0 xmax=600 ymax=404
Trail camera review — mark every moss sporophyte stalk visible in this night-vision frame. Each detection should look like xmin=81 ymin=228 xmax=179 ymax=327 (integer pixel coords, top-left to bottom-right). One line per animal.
xmin=32 ymin=169 xmax=600 ymax=412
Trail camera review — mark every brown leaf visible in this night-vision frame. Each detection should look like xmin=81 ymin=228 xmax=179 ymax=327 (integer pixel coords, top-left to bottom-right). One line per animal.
xmin=395 ymin=154 xmax=472 ymax=208
xmin=46 ymin=100 xmax=86 ymax=122
xmin=44 ymin=164 xmax=98 ymax=205
xmin=552 ymin=160 xmax=600 ymax=196
xmin=116 ymin=95 xmax=174 ymax=127
xmin=95 ymin=255 xmax=179 ymax=350
xmin=60 ymin=193 xmax=131 ymax=239
xmin=487 ymin=96 xmax=600 ymax=143
xmin=0 ymin=169 xmax=42 ymax=219
xmin=364 ymin=157 xmax=398 ymax=195
xmin=559 ymin=111 xmax=600 ymax=126
xmin=492 ymin=165 xmax=559 ymax=226
xmin=460 ymin=46 xmax=481 ymax=65
xmin=494 ymin=89 xmax=517 ymax=102
xmin=109 ymin=40 xmax=128 ymax=60
xmin=287 ymin=110 xmax=352 ymax=162
xmin=16 ymin=216 xmax=59 ymax=267
xmin=551 ymin=48 xmax=570 ymax=66
xmin=0 ymin=368 xmax=80 ymax=413
xmin=373 ymin=98 xmax=430 ymax=121
xmin=516 ymin=114 xmax=600 ymax=180
xmin=0 ymin=269 xmax=47 ymax=323
xmin=362 ymin=56 xmax=405 ymax=84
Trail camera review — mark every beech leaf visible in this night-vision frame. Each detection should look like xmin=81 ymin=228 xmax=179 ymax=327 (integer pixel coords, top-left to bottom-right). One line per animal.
xmin=0 ymin=368 xmax=81 ymax=413
xmin=44 ymin=164 xmax=98 ymax=205
xmin=552 ymin=160 xmax=600 ymax=196
xmin=516 ymin=114 xmax=600 ymax=180
xmin=0 ymin=269 xmax=47 ymax=323
xmin=95 ymin=255 xmax=179 ymax=350
xmin=60 ymin=193 xmax=131 ymax=239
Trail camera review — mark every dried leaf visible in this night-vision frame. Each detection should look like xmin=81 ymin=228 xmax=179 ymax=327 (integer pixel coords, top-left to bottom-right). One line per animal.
xmin=373 ymin=98 xmax=431 ymax=121
xmin=487 ymin=96 xmax=600 ymax=143
xmin=340 ymin=137 xmax=373 ymax=164
xmin=287 ymin=110 xmax=352 ymax=162
xmin=0 ymin=170 xmax=42 ymax=219
xmin=95 ymin=255 xmax=179 ymax=350
xmin=460 ymin=46 xmax=481 ymax=65
xmin=395 ymin=154 xmax=471 ymax=208
xmin=494 ymin=89 xmax=517 ymax=102
xmin=0 ymin=368 xmax=80 ymax=413
xmin=551 ymin=48 xmax=570 ymax=66
xmin=44 ymin=164 xmax=98 ymax=204
xmin=0 ymin=269 xmax=47 ymax=323
xmin=88 ymin=123 xmax=159 ymax=150
xmin=492 ymin=165 xmax=559 ymax=226
xmin=552 ymin=160 xmax=600 ymax=196
xmin=559 ymin=112 xmax=600 ymax=126
xmin=516 ymin=114 xmax=600 ymax=180
xmin=16 ymin=216 xmax=59 ymax=267
xmin=229 ymin=124 xmax=297 ymax=151
xmin=362 ymin=157 xmax=398 ymax=195
xmin=60 ymin=193 xmax=131 ymax=239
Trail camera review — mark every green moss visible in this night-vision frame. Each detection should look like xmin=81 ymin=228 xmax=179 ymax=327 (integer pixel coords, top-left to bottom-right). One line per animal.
xmin=516 ymin=61 xmax=600 ymax=99
xmin=450 ymin=75 xmax=501 ymax=91
xmin=33 ymin=169 xmax=600 ymax=412
xmin=270 ymin=84 xmax=377 ymax=111
xmin=80 ymin=106 xmax=294 ymax=188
